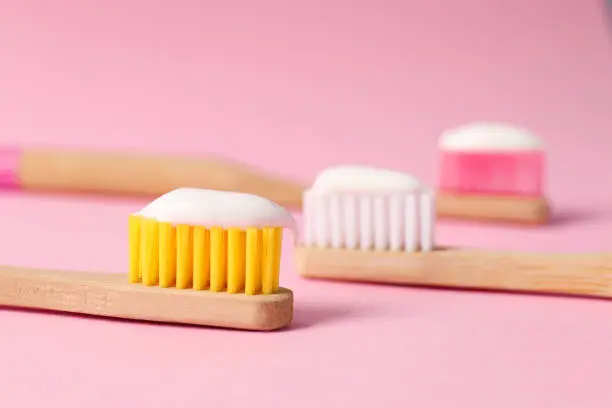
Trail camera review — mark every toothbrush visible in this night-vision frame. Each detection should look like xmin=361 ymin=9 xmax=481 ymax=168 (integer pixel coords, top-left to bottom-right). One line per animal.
xmin=435 ymin=122 xmax=550 ymax=224
xmin=0 ymin=188 xmax=298 ymax=330
xmin=0 ymin=145 xmax=305 ymax=208
xmin=295 ymin=165 xmax=612 ymax=299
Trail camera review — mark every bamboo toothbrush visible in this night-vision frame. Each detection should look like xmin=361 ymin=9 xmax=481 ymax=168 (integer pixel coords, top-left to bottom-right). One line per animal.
xmin=435 ymin=122 xmax=550 ymax=224
xmin=0 ymin=145 xmax=305 ymax=208
xmin=295 ymin=165 xmax=612 ymax=299
xmin=0 ymin=188 xmax=298 ymax=330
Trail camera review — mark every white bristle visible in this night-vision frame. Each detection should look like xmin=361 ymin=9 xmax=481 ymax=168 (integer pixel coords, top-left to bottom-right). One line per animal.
xmin=404 ymin=194 xmax=418 ymax=252
xmin=388 ymin=195 xmax=403 ymax=251
xmin=302 ymin=188 xmax=436 ymax=252
xmin=329 ymin=195 xmax=343 ymax=249
xmin=419 ymin=191 xmax=435 ymax=251
xmin=373 ymin=196 xmax=388 ymax=250
xmin=314 ymin=195 xmax=329 ymax=248
xmin=343 ymin=195 xmax=358 ymax=249
xmin=359 ymin=196 xmax=373 ymax=250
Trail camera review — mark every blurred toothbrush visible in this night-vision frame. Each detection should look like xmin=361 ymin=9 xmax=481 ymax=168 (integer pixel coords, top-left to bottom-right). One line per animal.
xmin=435 ymin=122 xmax=550 ymax=224
xmin=0 ymin=145 xmax=305 ymax=207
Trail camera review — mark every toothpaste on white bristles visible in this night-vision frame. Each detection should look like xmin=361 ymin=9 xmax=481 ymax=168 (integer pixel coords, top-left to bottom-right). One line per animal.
xmin=302 ymin=165 xmax=435 ymax=252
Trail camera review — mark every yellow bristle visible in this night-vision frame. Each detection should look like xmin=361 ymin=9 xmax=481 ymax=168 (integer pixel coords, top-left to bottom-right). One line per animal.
xmin=227 ymin=228 xmax=246 ymax=294
xmin=158 ymin=222 xmax=176 ymax=288
xmin=245 ymin=228 xmax=262 ymax=295
xmin=261 ymin=227 xmax=282 ymax=294
xmin=193 ymin=226 xmax=210 ymax=290
xmin=271 ymin=228 xmax=283 ymax=292
xmin=260 ymin=228 xmax=269 ymax=293
xmin=176 ymin=225 xmax=193 ymax=289
xmin=128 ymin=215 xmax=141 ymax=283
xmin=210 ymin=227 xmax=227 ymax=291
xmin=141 ymin=218 xmax=159 ymax=286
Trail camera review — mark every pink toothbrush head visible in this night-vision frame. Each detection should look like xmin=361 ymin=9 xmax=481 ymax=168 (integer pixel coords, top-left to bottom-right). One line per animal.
xmin=436 ymin=122 xmax=549 ymax=224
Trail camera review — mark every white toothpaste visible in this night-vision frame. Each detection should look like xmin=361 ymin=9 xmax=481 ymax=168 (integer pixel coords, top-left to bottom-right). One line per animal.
xmin=135 ymin=188 xmax=299 ymax=241
xmin=303 ymin=165 xmax=434 ymax=252
xmin=310 ymin=165 xmax=422 ymax=194
xmin=439 ymin=122 xmax=544 ymax=151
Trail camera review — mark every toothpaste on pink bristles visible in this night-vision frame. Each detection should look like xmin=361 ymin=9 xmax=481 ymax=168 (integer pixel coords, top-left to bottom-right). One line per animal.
xmin=438 ymin=122 xmax=546 ymax=197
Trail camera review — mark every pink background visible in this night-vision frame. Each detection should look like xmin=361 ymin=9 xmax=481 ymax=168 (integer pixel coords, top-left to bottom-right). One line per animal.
xmin=1 ymin=0 xmax=612 ymax=406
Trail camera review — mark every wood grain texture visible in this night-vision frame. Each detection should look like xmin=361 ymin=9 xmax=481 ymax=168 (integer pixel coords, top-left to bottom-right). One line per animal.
xmin=295 ymin=246 xmax=612 ymax=298
xmin=435 ymin=191 xmax=550 ymax=224
xmin=0 ymin=265 xmax=293 ymax=330
xmin=19 ymin=148 xmax=306 ymax=208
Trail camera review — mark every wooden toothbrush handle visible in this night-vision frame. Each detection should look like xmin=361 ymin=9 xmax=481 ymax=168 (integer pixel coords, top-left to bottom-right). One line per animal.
xmin=295 ymin=246 xmax=612 ymax=298
xmin=0 ymin=265 xmax=293 ymax=330
xmin=18 ymin=147 xmax=306 ymax=207
xmin=435 ymin=192 xmax=550 ymax=224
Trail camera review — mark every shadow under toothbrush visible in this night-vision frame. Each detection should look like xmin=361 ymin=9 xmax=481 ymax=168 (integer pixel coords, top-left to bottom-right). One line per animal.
xmin=299 ymin=274 xmax=612 ymax=304
xmin=287 ymin=301 xmax=384 ymax=330
xmin=546 ymin=208 xmax=611 ymax=226
xmin=437 ymin=207 xmax=609 ymax=229
xmin=0 ymin=187 xmax=152 ymax=207
xmin=0 ymin=301 xmax=368 ymax=333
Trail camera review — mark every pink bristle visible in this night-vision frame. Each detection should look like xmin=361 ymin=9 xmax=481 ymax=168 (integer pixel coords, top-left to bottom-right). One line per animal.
xmin=438 ymin=150 xmax=544 ymax=197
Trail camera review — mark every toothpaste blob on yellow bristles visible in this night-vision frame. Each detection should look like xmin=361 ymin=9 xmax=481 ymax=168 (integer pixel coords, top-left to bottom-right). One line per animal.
xmin=129 ymin=188 xmax=299 ymax=296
